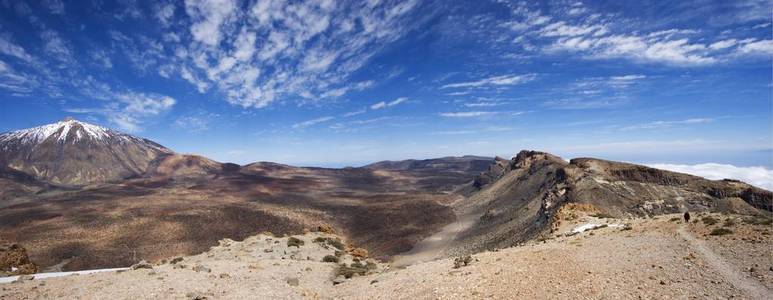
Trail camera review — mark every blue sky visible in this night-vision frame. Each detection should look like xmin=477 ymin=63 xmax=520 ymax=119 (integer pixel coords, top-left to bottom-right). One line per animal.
xmin=0 ymin=0 xmax=771 ymax=168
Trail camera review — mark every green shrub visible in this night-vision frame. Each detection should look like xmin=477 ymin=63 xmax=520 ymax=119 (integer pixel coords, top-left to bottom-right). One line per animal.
xmin=322 ymin=255 xmax=339 ymax=263
xmin=701 ymin=216 xmax=718 ymax=225
xmin=722 ymin=219 xmax=736 ymax=227
xmin=287 ymin=237 xmax=304 ymax=248
xmin=669 ymin=217 xmax=681 ymax=222
xmin=710 ymin=228 xmax=733 ymax=236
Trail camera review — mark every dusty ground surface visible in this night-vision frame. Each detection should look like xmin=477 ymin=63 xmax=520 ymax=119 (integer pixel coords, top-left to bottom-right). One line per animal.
xmin=2 ymin=212 xmax=770 ymax=299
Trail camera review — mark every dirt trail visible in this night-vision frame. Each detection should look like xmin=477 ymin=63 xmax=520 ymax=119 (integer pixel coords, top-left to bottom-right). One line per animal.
xmin=391 ymin=195 xmax=477 ymax=266
xmin=677 ymin=225 xmax=771 ymax=299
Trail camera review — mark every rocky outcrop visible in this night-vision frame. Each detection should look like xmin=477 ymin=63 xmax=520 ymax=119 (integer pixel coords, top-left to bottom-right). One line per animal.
xmin=456 ymin=150 xmax=772 ymax=255
xmin=0 ymin=242 xmax=38 ymax=275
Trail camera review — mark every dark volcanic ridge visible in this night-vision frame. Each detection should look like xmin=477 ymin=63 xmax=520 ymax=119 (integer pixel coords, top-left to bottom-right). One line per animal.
xmin=0 ymin=120 xmax=770 ymax=272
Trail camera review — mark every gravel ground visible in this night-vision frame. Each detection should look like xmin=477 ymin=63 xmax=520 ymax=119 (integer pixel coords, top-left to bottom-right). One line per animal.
xmin=1 ymin=213 xmax=770 ymax=300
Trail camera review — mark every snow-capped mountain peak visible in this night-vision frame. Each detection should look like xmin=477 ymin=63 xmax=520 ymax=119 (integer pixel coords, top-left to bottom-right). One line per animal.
xmin=0 ymin=118 xmax=172 ymax=185
xmin=0 ymin=118 xmax=114 ymax=145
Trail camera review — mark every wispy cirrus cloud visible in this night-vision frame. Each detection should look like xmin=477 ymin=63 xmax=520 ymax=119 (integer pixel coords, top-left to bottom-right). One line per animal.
xmin=439 ymin=111 xmax=524 ymax=118
xmin=292 ymin=116 xmax=334 ymax=129
xmin=154 ymin=0 xmax=422 ymax=108
xmin=620 ymin=118 xmax=713 ymax=131
xmin=441 ymin=74 xmax=537 ymax=89
xmin=371 ymin=97 xmax=408 ymax=110
xmin=500 ymin=1 xmax=773 ymax=66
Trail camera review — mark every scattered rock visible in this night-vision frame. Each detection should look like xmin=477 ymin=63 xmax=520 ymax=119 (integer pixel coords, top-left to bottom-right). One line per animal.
xmin=131 ymin=260 xmax=153 ymax=270
xmin=350 ymin=248 xmax=368 ymax=258
xmin=317 ymin=224 xmax=335 ymax=234
xmin=13 ymin=275 xmax=34 ymax=283
xmin=286 ymin=277 xmax=300 ymax=286
xmin=453 ymin=255 xmax=473 ymax=269
xmin=186 ymin=292 xmax=208 ymax=300
xmin=219 ymin=273 xmax=230 ymax=279
xmin=332 ymin=275 xmax=346 ymax=285
xmin=192 ymin=265 xmax=211 ymax=273
xmin=170 ymin=257 xmax=184 ymax=264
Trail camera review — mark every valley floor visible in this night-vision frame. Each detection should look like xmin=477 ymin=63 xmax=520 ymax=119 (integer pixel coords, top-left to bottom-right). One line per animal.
xmin=1 ymin=213 xmax=771 ymax=299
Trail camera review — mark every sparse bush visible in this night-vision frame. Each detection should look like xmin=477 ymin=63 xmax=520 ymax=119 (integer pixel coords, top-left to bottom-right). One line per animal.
xmin=453 ymin=255 xmax=472 ymax=269
xmin=669 ymin=217 xmax=681 ymax=222
xmin=287 ymin=237 xmax=304 ymax=248
xmin=336 ymin=263 xmax=369 ymax=279
xmin=365 ymin=260 xmax=377 ymax=270
xmin=621 ymin=224 xmax=633 ymax=231
xmin=722 ymin=219 xmax=736 ymax=227
xmin=591 ymin=212 xmax=615 ymax=219
xmin=701 ymin=216 xmax=718 ymax=225
xmin=312 ymin=237 xmax=345 ymax=250
xmin=710 ymin=228 xmax=733 ymax=236
xmin=743 ymin=216 xmax=773 ymax=226
xmin=322 ymin=255 xmax=339 ymax=263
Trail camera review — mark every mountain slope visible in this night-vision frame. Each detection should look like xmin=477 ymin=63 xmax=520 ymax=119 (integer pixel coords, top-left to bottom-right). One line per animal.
xmin=0 ymin=118 xmax=172 ymax=185
xmin=441 ymin=150 xmax=772 ymax=256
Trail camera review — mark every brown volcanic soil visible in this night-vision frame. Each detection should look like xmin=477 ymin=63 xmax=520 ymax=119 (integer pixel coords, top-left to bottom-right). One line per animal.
xmin=0 ymin=157 xmax=487 ymax=271
xmin=1 ymin=213 xmax=770 ymax=299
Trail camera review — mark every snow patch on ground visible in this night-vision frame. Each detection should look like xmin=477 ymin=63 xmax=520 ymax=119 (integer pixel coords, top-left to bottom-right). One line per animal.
xmin=0 ymin=268 xmax=129 ymax=284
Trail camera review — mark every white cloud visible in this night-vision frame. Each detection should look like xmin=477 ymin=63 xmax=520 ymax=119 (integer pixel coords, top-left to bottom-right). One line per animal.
xmin=184 ymin=0 xmax=236 ymax=46
xmin=441 ymin=74 xmax=537 ymax=89
xmin=709 ymin=39 xmax=737 ymax=50
xmin=292 ymin=116 xmax=335 ymax=129
xmin=736 ymin=39 xmax=773 ymax=56
xmin=43 ymin=0 xmax=65 ymax=15
xmin=168 ymin=0 xmax=419 ymax=108
xmin=68 ymin=77 xmax=177 ymax=132
xmin=370 ymin=97 xmax=408 ymax=110
xmin=156 ymin=2 xmax=176 ymax=27
xmin=173 ymin=111 xmax=219 ymax=132
xmin=439 ymin=111 xmax=523 ymax=118
xmin=90 ymin=50 xmax=113 ymax=69
xmin=0 ymin=35 xmax=33 ymax=62
xmin=503 ymin=3 xmax=771 ymax=66
xmin=620 ymin=118 xmax=713 ymax=130
xmin=648 ymin=163 xmax=773 ymax=191
xmin=40 ymin=30 xmax=76 ymax=65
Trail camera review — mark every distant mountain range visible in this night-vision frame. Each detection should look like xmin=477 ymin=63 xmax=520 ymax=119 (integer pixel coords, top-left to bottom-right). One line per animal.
xmin=0 ymin=120 xmax=769 ymax=272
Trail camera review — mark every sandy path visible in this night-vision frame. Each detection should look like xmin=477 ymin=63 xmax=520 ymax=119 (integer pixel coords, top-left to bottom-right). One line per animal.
xmin=677 ymin=225 xmax=771 ymax=299
xmin=391 ymin=196 xmax=477 ymax=266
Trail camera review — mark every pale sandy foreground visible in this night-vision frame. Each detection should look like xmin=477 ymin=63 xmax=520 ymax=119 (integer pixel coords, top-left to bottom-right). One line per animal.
xmin=1 ymin=213 xmax=771 ymax=300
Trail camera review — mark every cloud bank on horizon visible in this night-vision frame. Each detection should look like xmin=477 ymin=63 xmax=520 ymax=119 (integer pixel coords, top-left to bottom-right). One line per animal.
xmin=0 ymin=0 xmax=770 ymax=167
xmin=649 ymin=163 xmax=773 ymax=191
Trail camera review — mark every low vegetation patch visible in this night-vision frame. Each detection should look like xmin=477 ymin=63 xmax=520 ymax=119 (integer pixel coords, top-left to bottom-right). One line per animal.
xmin=743 ymin=216 xmax=772 ymax=226
xmin=591 ymin=212 xmax=615 ymax=219
xmin=322 ymin=255 xmax=339 ymax=263
xmin=336 ymin=262 xmax=370 ymax=278
xmin=287 ymin=237 xmax=304 ymax=248
xmin=722 ymin=219 xmax=736 ymax=227
xmin=669 ymin=217 xmax=681 ymax=222
xmin=313 ymin=237 xmax=345 ymax=250
xmin=701 ymin=216 xmax=718 ymax=225
xmin=710 ymin=228 xmax=733 ymax=236
xmin=453 ymin=255 xmax=472 ymax=269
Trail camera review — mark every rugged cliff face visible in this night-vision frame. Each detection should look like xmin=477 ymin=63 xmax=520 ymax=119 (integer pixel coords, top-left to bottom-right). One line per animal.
xmin=0 ymin=119 xmax=172 ymax=186
xmin=450 ymin=150 xmax=772 ymax=254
